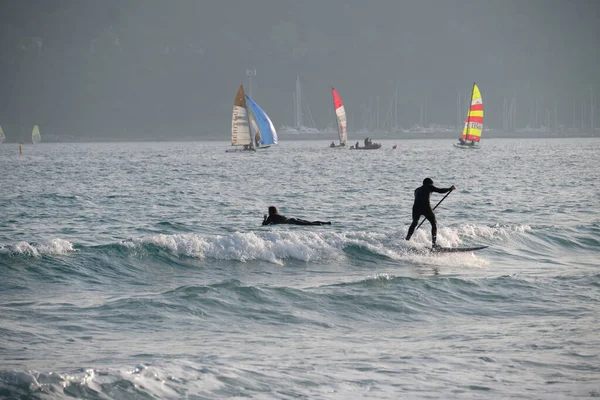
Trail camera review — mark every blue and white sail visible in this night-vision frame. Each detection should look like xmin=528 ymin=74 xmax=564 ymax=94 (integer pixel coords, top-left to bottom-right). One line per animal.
xmin=245 ymin=95 xmax=278 ymax=146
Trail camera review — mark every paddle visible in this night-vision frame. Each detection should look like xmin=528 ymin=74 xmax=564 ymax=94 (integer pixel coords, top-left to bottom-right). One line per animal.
xmin=415 ymin=189 xmax=454 ymax=231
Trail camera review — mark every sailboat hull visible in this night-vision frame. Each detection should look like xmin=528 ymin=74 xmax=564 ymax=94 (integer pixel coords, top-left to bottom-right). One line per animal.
xmin=350 ymin=143 xmax=382 ymax=150
xmin=225 ymin=147 xmax=256 ymax=153
xmin=453 ymin=143 xmax=480 ymax=149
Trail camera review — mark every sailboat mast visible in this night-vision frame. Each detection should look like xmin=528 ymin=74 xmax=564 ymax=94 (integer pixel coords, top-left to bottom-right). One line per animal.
xmin=458 ymin=91 xmax=462 ymax=129
xmin=395 ymin=87 xmax=399 ymax=131
xmin=244 ymin=86 xmax=255 ymax=149
xmin=480 ymin=86 xmax=484 ymax=135
xmin=295 ymin=75 xmax=302 ymax=129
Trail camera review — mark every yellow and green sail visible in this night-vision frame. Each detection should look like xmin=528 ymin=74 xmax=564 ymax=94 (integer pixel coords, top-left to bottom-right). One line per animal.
xmin=462 ymin=83 xmax=483 ymax=142
xmin=32 ymin=125 xmax=41 ymax=144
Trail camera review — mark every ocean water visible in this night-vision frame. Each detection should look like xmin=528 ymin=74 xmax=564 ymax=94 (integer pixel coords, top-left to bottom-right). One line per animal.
xmin=0 ymin=138 xmax=599 ymax=399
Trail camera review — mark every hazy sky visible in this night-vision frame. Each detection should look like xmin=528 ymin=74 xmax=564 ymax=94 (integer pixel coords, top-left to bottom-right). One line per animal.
xmin=0 ymin=0 xmax=598 ymax=139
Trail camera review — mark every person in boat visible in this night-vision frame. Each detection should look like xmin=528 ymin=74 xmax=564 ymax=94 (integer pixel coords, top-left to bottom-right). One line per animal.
xmin=262 ymin=206 xmax=331 ymax=226
xmin=364 ymin=138 xmax=369 ymax=147
xmin=468 ymin=141 xmax=475 ymax=146
xmin=458 ymin=137 xmax=466 ymax=145
xmin=330 ymin=141 xmax=336 ymax=148
xmin=243 ymin=144 xmax=250 ymax=150
xmin=355 ymin=141 xmax=360 ymax=149
xmin=405 ymin=178 xmax=456 ymax=248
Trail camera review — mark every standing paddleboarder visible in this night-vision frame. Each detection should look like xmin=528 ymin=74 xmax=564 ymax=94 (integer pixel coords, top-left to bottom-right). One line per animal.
xmin=405 ymin=178 xmax=455 ymax=247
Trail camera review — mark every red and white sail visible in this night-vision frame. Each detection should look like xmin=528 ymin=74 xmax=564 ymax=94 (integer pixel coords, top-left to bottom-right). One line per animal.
xmin=332 ymin=87 xmax=347 ymax=146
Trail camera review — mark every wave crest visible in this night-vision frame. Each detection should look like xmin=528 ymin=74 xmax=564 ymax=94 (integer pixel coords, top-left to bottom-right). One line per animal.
xmin=0 ymin=238 xmax=75 ymax=257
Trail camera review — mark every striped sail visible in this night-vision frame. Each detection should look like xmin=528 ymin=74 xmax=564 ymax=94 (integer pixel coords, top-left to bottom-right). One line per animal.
xmin=0 ymin=125 xmax=5 ymax=144
xmin=246 ymin=95 xmax=278 ymax=146
xmin=462 ymin=83 xmax=483 ymax=142
xmin=32 ymin=125 xmax=41 ymax=144
xmin=332 ymin=88 xmax=347 ymax=145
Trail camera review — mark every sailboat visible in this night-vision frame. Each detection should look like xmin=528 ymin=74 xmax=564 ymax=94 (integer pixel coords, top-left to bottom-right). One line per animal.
xmin=279 ymin=75 xmax=320 ymax=135
xmin=454 ymin=83 xmax=483 ymax=149
xmin=329 ymin=87 xmax=347 ymax=148
xmin=246 ymin=95 xmax=278 ymax=150
xmin=0 ymin=125 xmax=5 ymax=144
xmin=227 ymin=85 xmax=255 ymax=152
xmin=32 ymin=125 xmax=41 ymax=144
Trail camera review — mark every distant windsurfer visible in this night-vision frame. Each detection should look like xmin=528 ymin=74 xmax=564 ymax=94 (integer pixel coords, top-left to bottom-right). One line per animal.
xmin=405 ymin=178 xmax=455 ymax=247
xmin=262 ymin=206 xmax=331 ymax=226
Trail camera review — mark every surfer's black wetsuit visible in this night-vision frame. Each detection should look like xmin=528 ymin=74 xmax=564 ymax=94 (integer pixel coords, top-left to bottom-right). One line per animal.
xmin=262 ymin=214 xmax=330 ymax=226
xmin=405 ymin=183 xmax=453 ymax=245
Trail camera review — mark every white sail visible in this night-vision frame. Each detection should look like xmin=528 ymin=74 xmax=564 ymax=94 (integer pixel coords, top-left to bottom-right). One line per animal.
xmin=231 ymin=85 xmax=252 ymax=146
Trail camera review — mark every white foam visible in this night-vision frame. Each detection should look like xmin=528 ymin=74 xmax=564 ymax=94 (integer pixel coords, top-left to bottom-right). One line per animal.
xmin=365 ymin=273 xmax=393 ymax=281
xmin=388 ymin=225 xmax=493 ymax=269
xmin=122 ymin=225 xmax=516 ymax=266
xmin=454 ymin=223 xmax=531 ymax=241
xmin=121 ymin=229 xmax=423 ymax=265
xmin=0 ymin=238 xmax=75 ymax=257
xmin=118 ymin=223 xmax=523 ymax=267
xmin=0 ymin=363 xmax=224 ymax=399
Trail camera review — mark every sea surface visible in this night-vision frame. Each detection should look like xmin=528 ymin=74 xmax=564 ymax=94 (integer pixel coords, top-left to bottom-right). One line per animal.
xmin=1 ymin=138 xmax=599 ymax=399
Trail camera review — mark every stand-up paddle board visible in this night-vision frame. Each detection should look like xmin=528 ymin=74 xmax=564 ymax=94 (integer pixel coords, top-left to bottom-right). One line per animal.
xmin=431 ymin=245 xmax=488 ymax=253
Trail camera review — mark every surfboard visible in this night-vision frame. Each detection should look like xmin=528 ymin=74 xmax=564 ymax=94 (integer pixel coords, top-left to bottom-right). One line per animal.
xmin=431 ymin=245 xmax=488 ymax=253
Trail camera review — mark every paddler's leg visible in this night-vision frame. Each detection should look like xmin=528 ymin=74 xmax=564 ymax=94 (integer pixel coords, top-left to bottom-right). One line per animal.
xmin=423 ymin=208 xmax=438 ymax=247
xmin=405 ymin=208 xmax=421 ymax=241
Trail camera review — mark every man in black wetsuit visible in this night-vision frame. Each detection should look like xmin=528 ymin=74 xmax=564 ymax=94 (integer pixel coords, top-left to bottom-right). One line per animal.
xmin=405 ymin=178 xmax=455 ymax=247
xmin=262 ymin=206 xmax=331 ymax=226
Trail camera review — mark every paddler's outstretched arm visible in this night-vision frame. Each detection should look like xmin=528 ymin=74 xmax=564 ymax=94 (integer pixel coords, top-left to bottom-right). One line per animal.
xmin=432 ymin=185 xmax=456 ymax=194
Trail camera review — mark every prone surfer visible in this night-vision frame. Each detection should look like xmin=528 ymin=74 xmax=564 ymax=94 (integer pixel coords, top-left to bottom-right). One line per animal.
xmin=262 ymin=206 xmax=331 ymax=226
xmin=405 ymin=178 xmax=455 ymax=247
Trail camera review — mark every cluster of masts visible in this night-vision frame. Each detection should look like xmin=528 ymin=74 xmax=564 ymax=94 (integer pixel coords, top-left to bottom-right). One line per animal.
xmin=269 ymin=76 xmax=597 ymax=134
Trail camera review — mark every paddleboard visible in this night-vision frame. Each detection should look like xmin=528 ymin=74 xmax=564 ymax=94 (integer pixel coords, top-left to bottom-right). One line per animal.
xmin=431 ymin=245 xmax=488 ymax=253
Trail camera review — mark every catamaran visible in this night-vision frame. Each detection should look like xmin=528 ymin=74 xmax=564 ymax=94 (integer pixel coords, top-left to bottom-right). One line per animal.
xmin=246 ymin=95 xmax=278 ymax=150
xmin=329 ymin=87 xmax=347 ymax=148
xmin=32 ymin=125 xmax=41 ymax=144
xmin=227 ymin=85 xmax=277 ymax=152
xmin=454 ymin=83 xmax=483 ymax=149
xmin=0 ymin=125 xmax=5 ymax=144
